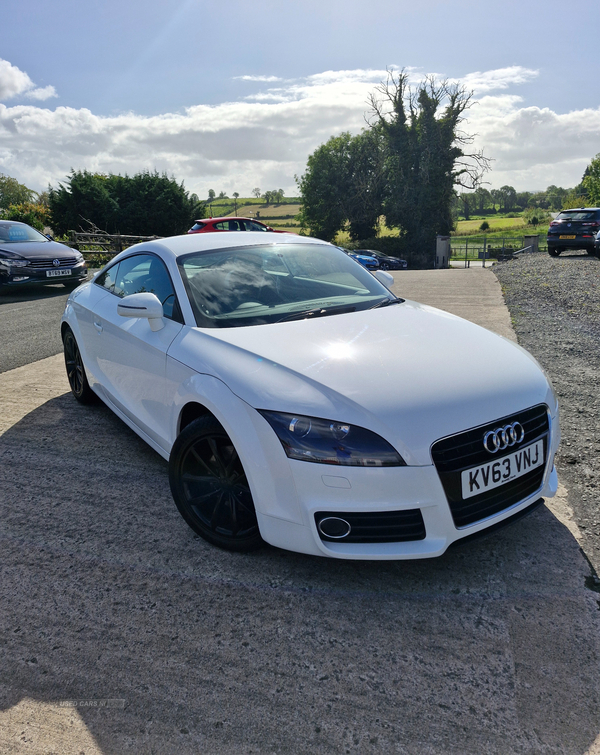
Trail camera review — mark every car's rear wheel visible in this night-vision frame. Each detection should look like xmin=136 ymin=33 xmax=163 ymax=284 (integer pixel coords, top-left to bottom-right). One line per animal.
xmin=380 ymin=262 xmax=389 ymax=270
xmin=548 ymin=248 xmax=561 ymax=257
xmin=62 ymin=328 xmax=97 ymax=404
xmin=169 ymin=416 xmax=263 ymax=552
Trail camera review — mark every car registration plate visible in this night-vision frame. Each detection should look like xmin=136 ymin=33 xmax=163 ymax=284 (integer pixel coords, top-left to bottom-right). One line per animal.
xmin=559 ymin=235 xmax=576 ymax=239
xmin=46 ymin=269 xmax=71 ymax=277
xmin=461 ymin=439 xmax=544 ymax=500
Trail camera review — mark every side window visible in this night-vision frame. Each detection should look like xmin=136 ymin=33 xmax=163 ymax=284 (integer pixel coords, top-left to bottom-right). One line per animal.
xmin=244 ymin=220 xmax=268 ymax=232
xmin=95 ymin=262 xmax=120 ymax=292
xmin=113 ymin=254 xmax=182 ymax=322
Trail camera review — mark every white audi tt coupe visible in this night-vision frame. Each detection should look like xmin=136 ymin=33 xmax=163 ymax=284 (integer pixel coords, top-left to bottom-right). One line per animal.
xmin=61 ymin=232 xmax=559 ymax=559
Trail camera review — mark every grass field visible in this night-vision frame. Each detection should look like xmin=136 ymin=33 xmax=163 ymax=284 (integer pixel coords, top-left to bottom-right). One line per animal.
xmin=236 ymin=203 xmax=302 ymax=218
xmin=453 ymin=216 xmax=527 ymax=234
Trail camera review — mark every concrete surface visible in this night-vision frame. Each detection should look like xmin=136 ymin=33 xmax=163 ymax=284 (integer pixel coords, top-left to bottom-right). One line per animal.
xmin=1 ymin=268 xmax=599 ymax=754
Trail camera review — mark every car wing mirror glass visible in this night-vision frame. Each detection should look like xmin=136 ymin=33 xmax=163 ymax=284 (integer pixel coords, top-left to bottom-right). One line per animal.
xmin=117 ymin=292 xmax=165 ymax=331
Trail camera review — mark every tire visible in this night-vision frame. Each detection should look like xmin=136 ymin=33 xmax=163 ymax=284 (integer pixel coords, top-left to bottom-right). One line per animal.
xmin=169 ymin=416 xmax=263 ymax=552
xmin=548 ymin=248 xmax=561 ymax=257
xmin=62 ymin=328 xmax=98 ymax=404
xmin=380 ymin=263 xmax=389 ymax=271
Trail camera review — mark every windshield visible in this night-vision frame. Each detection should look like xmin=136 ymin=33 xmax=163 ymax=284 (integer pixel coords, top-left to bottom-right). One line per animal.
xmin=178 ymin=243 xmax=400 ymax=328
xmin=556 ymin=211 xmax=599 ymax=221
xmin=0 ymin=223 xmax=49 ymax=243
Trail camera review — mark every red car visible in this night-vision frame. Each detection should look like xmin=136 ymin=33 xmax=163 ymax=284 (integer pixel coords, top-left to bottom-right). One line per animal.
xmin=188 ymin=217 xmax=288 ymax=234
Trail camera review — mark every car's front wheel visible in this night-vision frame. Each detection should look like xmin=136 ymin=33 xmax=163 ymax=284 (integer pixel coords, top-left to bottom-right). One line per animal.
xmin=62 ymin=328 xmax=97 ymax=404
xmin=169 ymin=416 xmax=263 ymax=552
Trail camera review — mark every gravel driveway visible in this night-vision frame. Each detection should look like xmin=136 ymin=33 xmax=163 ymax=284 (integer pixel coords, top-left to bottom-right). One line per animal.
xmin=494 ymin=251 xmax=600 ymax=576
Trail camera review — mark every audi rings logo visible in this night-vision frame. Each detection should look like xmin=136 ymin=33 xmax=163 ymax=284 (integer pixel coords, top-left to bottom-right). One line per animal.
xmin=483 ymin=422 xmax=525 ymax=454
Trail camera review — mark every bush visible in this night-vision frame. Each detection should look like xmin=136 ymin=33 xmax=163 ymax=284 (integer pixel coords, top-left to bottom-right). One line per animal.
xmin=479 ymin=220 xmax=490 ymax=231
xmin=2 ymin=202 xmax=52 ymax=231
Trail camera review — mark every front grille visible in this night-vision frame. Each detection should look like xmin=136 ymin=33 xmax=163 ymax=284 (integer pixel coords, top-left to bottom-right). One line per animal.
xmin=431 ymin=404 xmax=549 ymax=528
xmin=315 ymin=509 xmax=425 ymax=543
xmin=27 ymin=256 xmax=77 ymax=269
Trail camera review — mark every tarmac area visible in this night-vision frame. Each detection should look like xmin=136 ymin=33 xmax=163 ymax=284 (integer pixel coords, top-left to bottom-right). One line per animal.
xmin=0 ymin=268 xmax=599 ymax=754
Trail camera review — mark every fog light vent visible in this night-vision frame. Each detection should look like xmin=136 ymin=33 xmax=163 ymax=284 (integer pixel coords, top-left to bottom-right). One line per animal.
xmin=317 ymin=516 xmax=351 ymax=539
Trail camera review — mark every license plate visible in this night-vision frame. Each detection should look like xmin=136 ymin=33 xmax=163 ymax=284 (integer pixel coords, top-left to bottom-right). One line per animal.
xmin=46 ymin=269 xmax=72 ymax=277
xmin=461 ymin=440 xmax=544 ymax=499
xmin=559 ymin=235 xmax=576 ymax=239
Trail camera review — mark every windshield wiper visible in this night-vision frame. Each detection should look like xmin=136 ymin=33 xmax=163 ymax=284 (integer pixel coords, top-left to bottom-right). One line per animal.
xmin=369 ymin=297 xmax=404 ymax=309
xmin=276 ymin=305 xmax=356 ymax=323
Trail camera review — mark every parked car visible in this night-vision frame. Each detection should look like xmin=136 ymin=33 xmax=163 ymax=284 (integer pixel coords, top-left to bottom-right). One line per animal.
xmin=61 ymin=232 xmax=559 ymax=559
xmin=336 ymin=247 xmax=379 ymax=270
xmin=547 ymin=208 xmax=600 ymax=256
xmin=188 ymin=217 xmax=289 ymax=234
xmin=354 ymin=250 xmax=408 ymax=270
xmin=0 ymin=220 xmax=87 ymax=292
xmin=595 ymin=230 xmax=600 ymax=258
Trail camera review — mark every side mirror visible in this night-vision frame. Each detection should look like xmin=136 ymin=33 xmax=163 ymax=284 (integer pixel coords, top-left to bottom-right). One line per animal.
xmin=373 ymin=269 xmax=394 ymax=289
xmin=117 ymin=292 xmax=164 ymax=331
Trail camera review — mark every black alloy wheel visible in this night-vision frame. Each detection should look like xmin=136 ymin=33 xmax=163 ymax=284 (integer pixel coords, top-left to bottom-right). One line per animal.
xmin=547 ymin=248 xmax=561 ymax=257
xmin=380 ymin=262 xmax=389 ymax=270
xmin=169 ymin=416 xmax=263 ymax=552
xmin=62 ymin=328 xmax=97 ymax=404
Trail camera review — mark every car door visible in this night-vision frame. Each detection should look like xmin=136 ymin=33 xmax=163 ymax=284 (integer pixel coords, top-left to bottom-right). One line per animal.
xmin=88 ymin=253 xmax=184 ymax=452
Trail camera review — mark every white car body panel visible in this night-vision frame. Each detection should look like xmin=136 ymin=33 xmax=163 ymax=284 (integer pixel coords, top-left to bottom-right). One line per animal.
xmin=61 ymin=232 xmax=560 ymax=559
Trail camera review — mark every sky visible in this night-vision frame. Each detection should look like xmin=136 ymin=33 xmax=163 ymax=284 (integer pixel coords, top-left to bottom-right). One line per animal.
xmin=1 ymin=0 xmax=598 ymax=199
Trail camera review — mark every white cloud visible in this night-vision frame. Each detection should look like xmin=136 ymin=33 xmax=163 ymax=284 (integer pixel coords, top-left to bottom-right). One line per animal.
xmin=235 ymin=75 xmax=283 ymax=82
xmin=0 ymin=63 xmax=597 ymax=197
xmin=0 ymin=59 xmax=57 ymax=102
xmin=460 ymin=66 xmax=539 ymax=94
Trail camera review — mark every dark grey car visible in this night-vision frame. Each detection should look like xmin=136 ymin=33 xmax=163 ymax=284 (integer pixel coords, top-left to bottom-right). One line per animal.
xmin=547 ymin=208 xmax=600 ymax=256
xmin=0 ymin=221 xmax=87 ymax=292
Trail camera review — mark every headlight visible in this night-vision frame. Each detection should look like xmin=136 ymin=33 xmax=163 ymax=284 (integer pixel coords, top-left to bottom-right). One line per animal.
xmin=0 ymin=254 xmax=28 ymax=267
xmin=259 ymin=411 xmax=406 ymax=467
xmin=74 ymin=251 xmax=84 ymax=263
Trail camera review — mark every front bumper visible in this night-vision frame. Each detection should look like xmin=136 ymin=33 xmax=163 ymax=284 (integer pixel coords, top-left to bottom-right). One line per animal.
xmin=0 ymin=262 xmax=88 ymax=288
xmin=244 ymin=406 xmax=560 ymax=560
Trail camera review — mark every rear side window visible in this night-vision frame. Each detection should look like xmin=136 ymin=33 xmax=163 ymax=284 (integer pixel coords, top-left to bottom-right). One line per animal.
xmin=214 ymin=220 xmax=243 ymax=231
xmin=190 ymin=222 xmax=205 ymax=231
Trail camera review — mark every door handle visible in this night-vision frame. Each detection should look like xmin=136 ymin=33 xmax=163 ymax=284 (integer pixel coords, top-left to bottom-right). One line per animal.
xmin=93 ymin=320 xmax=103 ymax=333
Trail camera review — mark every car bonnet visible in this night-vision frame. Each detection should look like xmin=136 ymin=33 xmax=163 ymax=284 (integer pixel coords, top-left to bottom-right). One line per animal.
xmin=172 ymin=301 xmax=555 ymax=466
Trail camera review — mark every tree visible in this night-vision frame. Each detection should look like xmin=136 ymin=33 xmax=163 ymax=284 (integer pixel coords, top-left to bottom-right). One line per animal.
xmin=369 ymin=70 xmax=489 ymax=259
xmin=458 ymin=193 xmax=472 ymax=220
xmin=498 ymin=185 xmax=517 ymax=213
xmin=252 ymin=187 xmax=261 ymax=199
xmin=582 ymin=153 xmax=600 ymax=205
xmin=218 ymin=191 xmax=228 ymax=199
xmin=232 ymin=192 xmax=239 ymax=200
xmin=490 ymin=189 xmax=502 ymax=211
xmin=297 ymin=128 xmax=386 ymax=241
xmin=208 ymin=189 xmax=216 ymax=200
xmin=0 ymin=174 xmax=36 ymax=208
xmin=473 ymin=187 xmax=491 ymax=213
xmin=48 ymin=169 xmax=202 ymax=237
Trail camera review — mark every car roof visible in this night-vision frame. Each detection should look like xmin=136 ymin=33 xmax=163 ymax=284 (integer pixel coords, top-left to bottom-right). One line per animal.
xmin=194 ymin=217 xmax=260 ymax=223
xmin=558 ymin=208 xmax=600 ymax=212
xmin=123 ymin=231 xmax=330 ymax=259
